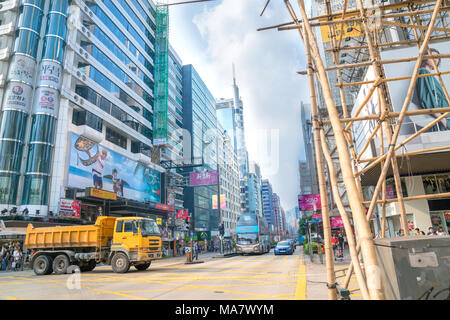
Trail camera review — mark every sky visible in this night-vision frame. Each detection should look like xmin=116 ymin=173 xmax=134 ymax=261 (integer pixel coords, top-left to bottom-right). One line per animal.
xmin=168 ymin=0 xmax=310 ymax=210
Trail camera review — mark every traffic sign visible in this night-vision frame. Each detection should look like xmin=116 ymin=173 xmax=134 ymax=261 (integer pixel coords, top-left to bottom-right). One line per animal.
xmin=185 ymin=247 xmax=191 ymax=253
xmin=190 ymin=232 xmax=194 ymax=238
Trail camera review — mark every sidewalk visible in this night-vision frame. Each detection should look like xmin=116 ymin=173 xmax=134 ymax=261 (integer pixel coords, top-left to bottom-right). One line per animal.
xmin=303 ymin=247 xmax=363 ymax=300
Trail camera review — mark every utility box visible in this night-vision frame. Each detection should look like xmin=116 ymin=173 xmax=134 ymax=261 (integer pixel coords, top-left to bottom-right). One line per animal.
xmin=373 ymin=236 xmax=450 ymax=300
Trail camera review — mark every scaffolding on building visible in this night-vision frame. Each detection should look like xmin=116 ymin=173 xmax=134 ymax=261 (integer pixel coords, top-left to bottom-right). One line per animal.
xmin=258 ymin=0 xmax=450 ymax=300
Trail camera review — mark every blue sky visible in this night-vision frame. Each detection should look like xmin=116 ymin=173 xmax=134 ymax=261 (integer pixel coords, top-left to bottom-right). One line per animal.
xmin=168 ymin=0 xmax=311 ymax=210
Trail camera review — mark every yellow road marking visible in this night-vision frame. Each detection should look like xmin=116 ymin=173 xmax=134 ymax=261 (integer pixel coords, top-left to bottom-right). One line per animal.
xmin=80 ymin=285 xmax=149 ymax=300
xmin=294 ymin=254 xmax=307 ymax=300
xmin=5 ymin=296 xmax=23 ymax=300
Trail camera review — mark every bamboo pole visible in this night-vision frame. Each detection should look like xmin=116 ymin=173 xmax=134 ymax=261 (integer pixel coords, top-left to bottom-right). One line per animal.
xmin=296 ymin=0 xmax=385 ymax=300
xmin=303 ymin=21 xmax=338 ymax=302
xmin=363 ymin=191 xmax=450 ymax=205
xmin=337 ymin=70 xmax=450 ymax=88
xmin=286 ymin=0 xmax=337 ymax=300
xmin=325 ymin=35 xmax=450 ymax=52
xmin=297 ymin=54 xmax=450 ymax=74
xmin=319 ymin=125 xmax=370 ymax=300
xmin=321 ymin=106 xmax=450 ymax=124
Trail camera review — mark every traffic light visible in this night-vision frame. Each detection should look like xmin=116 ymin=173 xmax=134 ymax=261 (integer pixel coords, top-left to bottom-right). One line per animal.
xmin=219 ymin=223 xmax=224 ymax=236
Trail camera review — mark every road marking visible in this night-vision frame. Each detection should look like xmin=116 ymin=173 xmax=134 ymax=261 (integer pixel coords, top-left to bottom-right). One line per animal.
xmin=80 ymin=285 xmax=149 ymax=300
xmin=294 ymin=254 xmax=307 ymax=300
xmin=5 ymin=296 xmax=23 ymax=300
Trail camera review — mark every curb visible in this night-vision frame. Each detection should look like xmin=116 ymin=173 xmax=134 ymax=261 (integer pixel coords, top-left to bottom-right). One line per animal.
xmin=212 ymin=253 xmax=239 ymax=258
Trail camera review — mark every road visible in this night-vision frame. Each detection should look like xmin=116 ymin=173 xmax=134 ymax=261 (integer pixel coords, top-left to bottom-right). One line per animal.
xmin=0 ymin=250 xmax=306 ymax=300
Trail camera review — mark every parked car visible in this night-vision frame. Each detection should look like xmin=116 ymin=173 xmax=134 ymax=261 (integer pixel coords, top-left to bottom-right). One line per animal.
xmin=274 ymin=241 xmax=294 ymax=255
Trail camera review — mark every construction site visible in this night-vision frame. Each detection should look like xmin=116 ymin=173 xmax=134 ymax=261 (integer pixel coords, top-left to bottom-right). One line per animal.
xmin=257 ymin=0 xmax=450 ymax=300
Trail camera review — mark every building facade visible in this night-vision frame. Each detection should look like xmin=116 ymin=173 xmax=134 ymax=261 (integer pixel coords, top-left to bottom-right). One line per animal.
xmin=182 ymin=64 xmax=218 ymax=233
xmin=0 ymin=0 xmax=182 ymax=230
xmin=216 ymin=121 xmax=240 ymax=238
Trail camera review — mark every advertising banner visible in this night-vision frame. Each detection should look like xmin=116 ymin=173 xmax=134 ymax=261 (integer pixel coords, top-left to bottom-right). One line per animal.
xmin=212 ymin=194 xmax=226 ymax=209
xmin=381 ymin=42 xmax=450 ymax=134
xmin=3 ymin=82 xmax=33 ymax=112
xmin=33 ymin=87 xmax=59 ymax=116
xmin=331 ymin=217 xmax=344 ymax=229
xmin=38 ymin=60 xmax=63 ymax=89
xmin=320 ymin=13 xmax=363 ymax=42
xmin=190 ymin=170 xmax=218 ymax=186
xmin=59 ymin=199 xmax=81 ymax=219
xmin=299 ymin=194 xmax=321 ymax=211
xmin=176 ymin=209 xmax=188 ymax=219
xmin=7 ymin=55 xmax=36 ymax=84
xmin=68 ymin=132 xmax=161 ymax=202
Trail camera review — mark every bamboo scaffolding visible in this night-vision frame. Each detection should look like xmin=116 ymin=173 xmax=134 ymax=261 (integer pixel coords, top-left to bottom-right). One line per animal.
xmin=296 ymin=0 xmax=385 ymax=300
xmin=342 ymin=0 xmax=445 ymax=289
xmin=363 ymin=191 xmax=450 ymax=205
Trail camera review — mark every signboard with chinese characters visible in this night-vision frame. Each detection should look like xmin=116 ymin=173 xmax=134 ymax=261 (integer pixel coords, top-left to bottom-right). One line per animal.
xmin=190 ymin=170 xmax=218 ymax=186
xmin=33 ymin=87 xmax=59 ymax=116
xmin=38 ymin=60 xmax=63 ymax=89
xmin=87 ymin=187 xmax=117 ymax=200
xmin=299 ymin=194 xmax=321 ymax=211
xmin=331 ymin=217 xmax=344 ymax=229
xmin=319 ymin=14 xmax=363 ymax=42
xmin=4 ymin=82 xmax=33 ymax=112
xmin=59 ymin=199 xmax=81 ymax=219
xmin=7 ymin=55 xmax=36 ymax=84
xmin=212 ymin=194 xmax=226 ymax=209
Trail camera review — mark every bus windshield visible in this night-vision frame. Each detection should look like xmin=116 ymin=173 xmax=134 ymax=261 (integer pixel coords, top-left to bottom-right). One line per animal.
xmin=237 ymin=233 xmax=258 ymax=245
xmin=237 ymin=214 xmax=257 ymax=226
xmin=139 ymin=219 xmax=161 ymax=237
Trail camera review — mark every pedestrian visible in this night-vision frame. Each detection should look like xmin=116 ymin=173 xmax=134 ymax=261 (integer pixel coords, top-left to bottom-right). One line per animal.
xmin=398 ymin=229 xmax=405 ymax=237
xmin=437 ymin=227 xmax=446 ymax=236
xmin=331 ymin=234 xmax=338 ymax=259
xmin=12 ymin=247 xmax=22 ymax=271
xmin=193 ymin=241 xmax=198 ymax=260
xmin=427 ymin=227 xmax=437 ymax=235
xmin=0 ymin=246 xmax=7 ymax=271
xmin=337 ymin=233 xmax=344 ymax=258
xmin=414 ymin=228 xmax=421 ymax=236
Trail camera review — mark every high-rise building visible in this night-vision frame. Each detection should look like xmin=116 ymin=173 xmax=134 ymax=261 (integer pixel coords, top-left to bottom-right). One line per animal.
xmin=261 ymin=179 xmax=274 ymax=230
xmin=242 ymin=161 xmax=263 ymax=216
xmin=216 ymin=121 xmax=240 ymax=238
xmin=182 ymin=64 xmax=218 ymax=233
xmin=0 ymin=0 xmax=182 ymax=228
xmin=272 ymin=193 xmax=281 ymax=240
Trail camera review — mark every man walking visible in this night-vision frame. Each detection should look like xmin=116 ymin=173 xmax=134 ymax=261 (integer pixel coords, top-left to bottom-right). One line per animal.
xmin=193 ymin=241 xmax=198 ymax=260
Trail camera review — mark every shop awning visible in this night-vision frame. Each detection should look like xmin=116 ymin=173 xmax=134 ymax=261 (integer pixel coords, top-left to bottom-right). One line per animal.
xmin=0 ymin=230 xmax=26 ymax=240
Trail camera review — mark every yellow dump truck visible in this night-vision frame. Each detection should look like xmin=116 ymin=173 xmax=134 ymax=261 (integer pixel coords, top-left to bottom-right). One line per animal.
xmin=25 ymin=216 xmax=162 ymax=275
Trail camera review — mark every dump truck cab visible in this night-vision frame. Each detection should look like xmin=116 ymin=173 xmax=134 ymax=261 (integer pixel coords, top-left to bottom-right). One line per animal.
xmin=110 ymin=217 xmax=162 ymax=272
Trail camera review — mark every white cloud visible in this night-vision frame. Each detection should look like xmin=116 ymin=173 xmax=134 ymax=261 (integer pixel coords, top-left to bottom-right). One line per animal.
xmin=171 ymin=0 xmax=309 ymax=210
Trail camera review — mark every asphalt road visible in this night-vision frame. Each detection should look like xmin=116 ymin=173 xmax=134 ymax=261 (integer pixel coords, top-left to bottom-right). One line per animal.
xmin=0 ymin=249 xmax=306 ymax=300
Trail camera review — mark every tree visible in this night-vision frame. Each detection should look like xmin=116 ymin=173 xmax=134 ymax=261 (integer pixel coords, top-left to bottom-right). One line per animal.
xmin=298 ymin=215 xmax=312 ymax=236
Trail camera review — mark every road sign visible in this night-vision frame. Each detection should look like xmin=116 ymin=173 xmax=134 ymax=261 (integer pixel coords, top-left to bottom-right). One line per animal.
xmin=185 ymin=247 xmax=191 ymax=253
xmin=190 ymin=232 xmax=194 ymax=238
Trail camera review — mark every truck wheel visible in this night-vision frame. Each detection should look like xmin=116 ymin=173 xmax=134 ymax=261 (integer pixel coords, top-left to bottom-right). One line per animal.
xmin=53 ymin=254 xmax=70 ymax=275
xmin=111 ymin=253 xmax=130 ymax=273
xmin=33 ymin=255 xmax=53 ymax=275
xmin=134 ymin=262 xmax=151 ymax=271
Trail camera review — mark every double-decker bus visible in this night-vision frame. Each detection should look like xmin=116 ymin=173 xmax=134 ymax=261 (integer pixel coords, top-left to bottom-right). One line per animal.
xmin=235 ymin=214 xmax=270 ymax=254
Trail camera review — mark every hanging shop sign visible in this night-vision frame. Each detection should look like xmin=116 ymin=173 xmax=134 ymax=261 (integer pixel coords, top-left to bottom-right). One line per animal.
xmin=299 ymin=194 xmax=321 ymax=211
xmin=319 ymin=13 xmax=363 ymax=42
xmin=190 ymin=170 xmax=218 ymax=186
xmin=59 ymin=199 xmax=81 ymax=219
xmin=176 ymin=209 xmax=188 ymax=219
xmin=331 ymin=217 xmax=344 ymax=229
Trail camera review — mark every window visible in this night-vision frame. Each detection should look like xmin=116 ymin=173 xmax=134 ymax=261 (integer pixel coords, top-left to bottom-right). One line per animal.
xmin=116 ymin=221 xmax=123 ymax=232
xmin=106 ymin=127 xmax=127 ymax=149
xmin=124 ymin=221 xmax=138 ymax=233
xmin=71 ymin=107 xmax=103 ymax=133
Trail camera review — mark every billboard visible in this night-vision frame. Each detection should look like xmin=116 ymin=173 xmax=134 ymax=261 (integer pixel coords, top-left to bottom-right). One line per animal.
xmin=353 ymin=42 xmax=450 ymax=158
xmin=212 ymin=194 xmax=226 ymax=209
xmin=298 ymin=194 xmax=321 ymax=211
xmin=190 ymin=170 xmax=218 ymax=186
xmin=68 ymin=133 xmax=161 ymax=202
xmin=320 ymin=13 xmax=363 ymax=42
xmin=381 ymin=42 xmax=450 ymax=134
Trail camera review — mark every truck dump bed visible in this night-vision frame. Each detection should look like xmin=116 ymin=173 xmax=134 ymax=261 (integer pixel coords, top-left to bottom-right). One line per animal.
xmin=25 ymin=216 xmax=116 ymax=249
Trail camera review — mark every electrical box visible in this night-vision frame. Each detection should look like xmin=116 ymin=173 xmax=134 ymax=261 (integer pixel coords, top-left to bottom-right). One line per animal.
xmin=373 ymin=236 xmax=450 ymax=300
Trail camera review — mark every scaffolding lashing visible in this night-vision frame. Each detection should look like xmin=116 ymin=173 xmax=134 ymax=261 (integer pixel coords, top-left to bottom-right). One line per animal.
xmin=259 ymin=0 xmax=450 ymax=300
